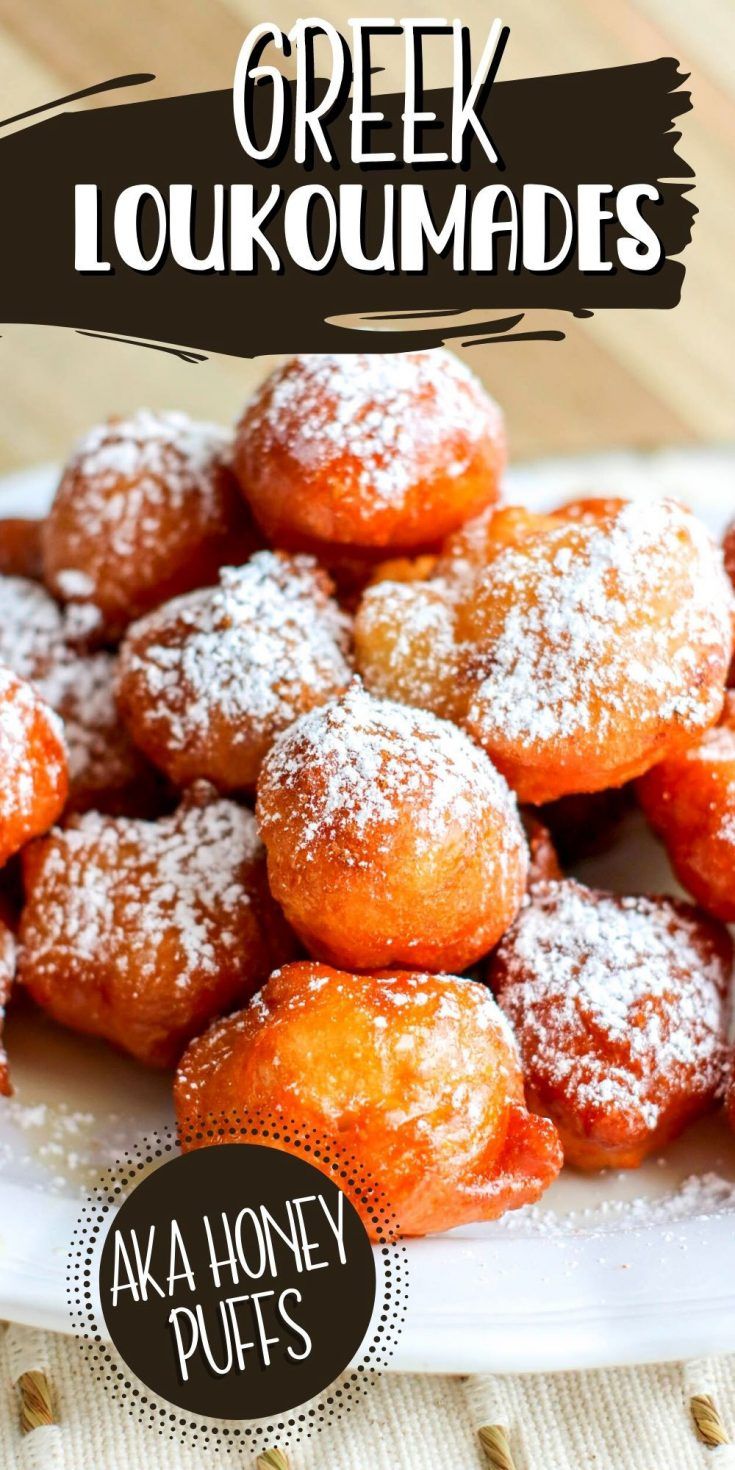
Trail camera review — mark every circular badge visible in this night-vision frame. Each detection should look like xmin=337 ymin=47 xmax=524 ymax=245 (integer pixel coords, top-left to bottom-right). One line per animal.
xmin=97 ymin=1142 xmax=377 ymax=1419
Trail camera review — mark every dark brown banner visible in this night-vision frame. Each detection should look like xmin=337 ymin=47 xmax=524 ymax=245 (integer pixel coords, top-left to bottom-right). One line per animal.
xmin=0 ymin=56 xmax=694 ymax=357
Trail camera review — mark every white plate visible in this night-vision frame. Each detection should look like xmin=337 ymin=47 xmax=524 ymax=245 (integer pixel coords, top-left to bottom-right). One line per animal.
xmin=1 ymin=448 xmax=735 ymax=1375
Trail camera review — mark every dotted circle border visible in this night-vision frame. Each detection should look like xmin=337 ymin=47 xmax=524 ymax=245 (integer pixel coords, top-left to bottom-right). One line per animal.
xmin=66 ymin=1110 xmax=409 ymax=1456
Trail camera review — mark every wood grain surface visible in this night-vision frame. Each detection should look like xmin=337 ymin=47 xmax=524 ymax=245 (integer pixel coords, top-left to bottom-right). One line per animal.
xmin=0 ymin=0 xmax=731 ymax=474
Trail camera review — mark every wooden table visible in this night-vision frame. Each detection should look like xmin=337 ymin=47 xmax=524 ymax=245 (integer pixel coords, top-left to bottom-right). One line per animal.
xmin=0 ymin=0 xmax=732 ymax=474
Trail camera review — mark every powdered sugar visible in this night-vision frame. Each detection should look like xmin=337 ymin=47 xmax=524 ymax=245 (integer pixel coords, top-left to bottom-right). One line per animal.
xmin=490 ymin=1171 xmax=735 ymax=1238
xmin=51 ymin=409 xmax=235 ymax=582
xmin=242 ymin=349 xmax=501 ymax=512
xmin=356 ymin=578 xmax=459 ymax=711
xmin=465 ymin=498 xmax=732 ymax=747
xmin=0 ymin=575 xmax=66 ymax=683
xmin=0 ymin=666 xmax=65 ymax=828
xmin=19 ymin=786 xmax=263 ymax=995
xmin=493 ymin=880 xmax=730 ymax=1132
xmin=258 ymin=680 xmax=520 ymax=865
xmin=68 ymin=409 xmax=231 ymax=489
xmin=118 ymin=551 xmax=352 ymax=757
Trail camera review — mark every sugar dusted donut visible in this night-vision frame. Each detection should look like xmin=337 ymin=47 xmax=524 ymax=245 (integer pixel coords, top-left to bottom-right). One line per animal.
xmin=174 ymin=962 xmax=562 ymax=1238
xmin=637 ymin=692 xmax=735 ymax=920
xmin=354 ymin=577 xmax=462 ymax=722
xmin=490 ymin=879 xmax=731 ymax=1169
xmin=0 ymin=575 xmax=68 ymax=685
xmin=0 ymin=577 xmax=163 ymax=817
xmin=233 ymin=350 xmax=505 ymax=556
xmin=46 ymin=651 xmax=168 ymax=817
xmin=459 ymin=499 xmax=732 ymax=802
xmin=359 ymin=499 xmax=732 ymax=804
xmin=117 ymin=552 xmax=353 ymax=793
xmin=43 ymin=411 xmax=260 ymax=635
xmin=0 ymin=667 xmax=67 ymax=868
xmin=256 ymin=682 xmax=528 ymax=972
xmin=552 ymin=494 xmax=629 ymax=526
xmin=18 ymin=782 xmax=295 ymax=1067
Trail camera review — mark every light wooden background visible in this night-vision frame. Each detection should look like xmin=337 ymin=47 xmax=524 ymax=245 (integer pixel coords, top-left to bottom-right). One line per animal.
xmin=0 ymin=0 xmax=732 ymax=474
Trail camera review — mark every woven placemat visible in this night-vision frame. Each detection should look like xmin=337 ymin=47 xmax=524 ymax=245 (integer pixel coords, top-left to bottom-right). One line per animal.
xmin=4 ymin=1325 xmax=735 ymax=1469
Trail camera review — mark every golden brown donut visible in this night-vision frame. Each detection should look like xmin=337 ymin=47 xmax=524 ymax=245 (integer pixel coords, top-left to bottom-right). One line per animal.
xmin=358 ymin=498 xmax=733 ymax=804
xmin=490 ymin=879 xmax=731 ymax=1170
xmin=47 ymin=651 xmax=169 ymax=817
xmin=43 ymin=410 xmax=260 ymax=636
xmin=116 ymin=552 xmax=353 ymax=793
xmin=637 ymin=691 xmax=735 ymax=920
xmin=0 ymin=575 xmax=68 ymax=685
xmin=256 ymin=681 xmax=528 ymax=972
xmin=233 ymin=350 xmax=505 ymax=555
xmin=552 ymin=494 xmax=629 ymax=526
xmin=0 ymin=577 xmax=163 ymax=817
xmin=174 ymin=961 xmax=563 ymax=1238
xmin=0 ymin=666 xmax=68 ymax=869
xmin=18 ymin=782 xmax=295 ymax=1067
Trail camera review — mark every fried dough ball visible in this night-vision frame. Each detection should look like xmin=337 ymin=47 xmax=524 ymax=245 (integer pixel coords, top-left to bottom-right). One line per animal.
xmin=354 ymin=578 xmax=463 ymax=722
xmin=0 ymin=912 xmax=15 ymax=1095
xmin=358 ymin=499 xmax=732 ymax=804
xmin=0 ymin=667 xmax=68 ymax=869
xmin=48 ymin=651 xmax=168 ymax=817
xmin=368 ymin=554 xmax=439 ymax=588
xmin=0 ymin=519 xmax=43 ymax=581
xmin=43 ymin=411 xmax=260 ymax=636
xmin=18 ymin=782 xmax=295 ymax=1068
xmin=490 ymin=879 xmax=731 ymax=1169
xmin=437 ymin=504 xmax=561 ymax=584
xmin=233 ymin=351 xmax=505 ymax=556
xmin=0 ymin=575 xmax=69 ymax=685
xmin=637 ymin=692 xmax=735 ymax=920
xmin=117 ymin=553 xmax=353 ymax=793
xmin=256 ymin=682 xmax=528 ymax=972
xmin=174 ymin=962 xmax=563 ymax=1237
xmin=553 ymin=495 xmax=629 ymax=526
xmin=0 ymin=577 xmax=163 ymax=817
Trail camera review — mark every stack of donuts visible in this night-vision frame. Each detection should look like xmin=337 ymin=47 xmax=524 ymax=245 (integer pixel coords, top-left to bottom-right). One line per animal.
xmin=2 ymin=351 xmax=735 ymax=1238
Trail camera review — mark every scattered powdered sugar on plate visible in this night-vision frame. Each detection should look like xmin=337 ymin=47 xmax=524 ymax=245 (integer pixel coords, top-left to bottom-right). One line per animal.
xmin=258 ymin=681 xmax=521 ymax=865
xmin=483 ymin=1171 xmax=735 ymax=1238
xmin=0 ymin=1095 xmax=147 ymax=1194
xmin=493 ymin=880 xmax=730 ymax=1133
xmin=118 ymin=551 xmax=353 ymax=751
xmin=242 ymin=349 xmax=502 ymax=512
